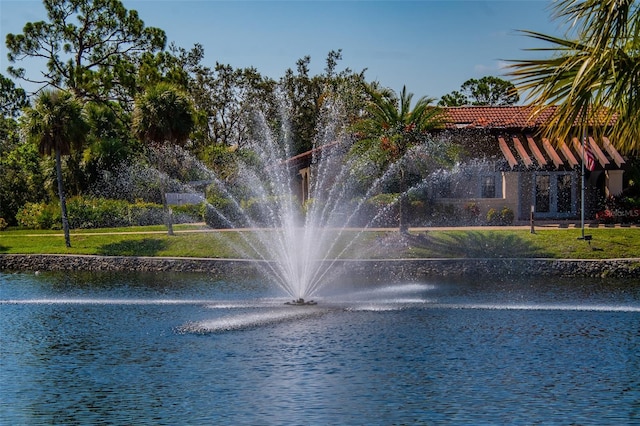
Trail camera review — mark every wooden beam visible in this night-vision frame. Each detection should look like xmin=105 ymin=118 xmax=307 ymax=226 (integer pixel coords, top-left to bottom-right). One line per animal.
xmin=602 ymin=136 xmax=626 ymax=168
xmin=588 ymin=136 xmax=609 ymax=167
xmin=512 ymin=136 xmax=533 ymax=168
xmin=542 ymin=137 xmax=564 ymax=169
xmin=559 ymin=139 xmax=579 ymax=168
xmin=498 ymin=136 xmax=518 ymax=169
xmin=526 ymin=134 xmax=548 ymax=167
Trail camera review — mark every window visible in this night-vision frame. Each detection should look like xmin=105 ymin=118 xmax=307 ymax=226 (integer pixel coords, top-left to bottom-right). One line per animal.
xmin=481 ymin=175 xmax=496 ymax=198
xmin=535 ymin=175 xmax=551 ymax=213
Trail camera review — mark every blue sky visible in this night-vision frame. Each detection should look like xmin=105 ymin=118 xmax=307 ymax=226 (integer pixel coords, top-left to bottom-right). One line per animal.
xmin=1 ymin=0 xmax=564 ymax=102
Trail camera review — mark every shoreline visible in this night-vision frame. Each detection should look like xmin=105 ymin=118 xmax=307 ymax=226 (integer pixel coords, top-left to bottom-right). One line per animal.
xmin=1 ymin=254 xmax=639 ymax=279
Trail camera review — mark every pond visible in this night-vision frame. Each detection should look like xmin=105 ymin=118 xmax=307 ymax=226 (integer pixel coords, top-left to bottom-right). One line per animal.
xmin=1 ymin=271 xmax=639 ymax=424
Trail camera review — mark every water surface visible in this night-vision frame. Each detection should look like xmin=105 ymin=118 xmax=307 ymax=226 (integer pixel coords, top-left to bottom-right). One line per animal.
xmin=1 ymin=271 xmax=639 ymax=424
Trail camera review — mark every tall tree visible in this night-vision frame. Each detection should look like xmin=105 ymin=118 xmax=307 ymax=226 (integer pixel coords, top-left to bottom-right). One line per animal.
xmin=83 ymin=101 xmax=140 ymax=189
xmin=23 ymin=90 xmax=88 ymax=247
xmin=438 ymin=90 xmax=468 ymax=107
xmin=280 ymin=55 xmax=323 ymax=155
xmin=352 ymin=85 xmax=445 ymax=232
xmin=1 ymin=74 xmax=29 ymax=118
xmin=439 ymin=76 xmax=519 ymax=106
xmin=1 ymin=73 xmax=29 ymax=156
xmin=6 ymin=0 xmax=167 ymax=198
xmin=137 ymin=43 xmax=206 ymax=90
xmin=1 ymin=77 xmax=45 ymax=225
xmin=507 ymin=0 xmax=640 ymax=153
xmin=132 ymin=83 xmax=194 ymax=235
xmin=279 ymin=50 xmax=368 ymax=155
xmin=193 ymin=63 xmax=277 ymax=150
xmin=5 ymin=0 xmax=166 ymax=107
xmin=0 ymin=138 xmax=47 ymax=226
xmin=0 ymin=74 xmax=33 ymax=224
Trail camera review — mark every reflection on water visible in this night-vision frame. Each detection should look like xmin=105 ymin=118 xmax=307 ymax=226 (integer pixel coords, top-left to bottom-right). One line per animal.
xmin=1 ymin=271 xmax=639 ymax=424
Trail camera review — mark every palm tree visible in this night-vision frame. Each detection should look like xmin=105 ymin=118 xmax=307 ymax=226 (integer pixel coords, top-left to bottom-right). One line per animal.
xmin=507 ymin=0 xmax=640 ymax=153
xmin=132 ymin=82 xmax=194 ymax=235
xmin=23 ymin=90 xmax=88 ymax=247
xmin=354 ymin=85 xmax=444 ymax=232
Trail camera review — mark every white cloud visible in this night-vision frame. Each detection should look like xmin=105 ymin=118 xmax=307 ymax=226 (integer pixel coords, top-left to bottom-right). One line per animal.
xmin=474 ymin=61 xmax=510 ymax=74
xmin=474 ymin=64 xmax=494 ymax=73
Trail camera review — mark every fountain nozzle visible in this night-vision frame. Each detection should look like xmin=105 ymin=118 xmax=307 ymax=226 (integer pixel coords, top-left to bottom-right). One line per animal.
xmin=285 ymin=298 xmax=317 ymax=306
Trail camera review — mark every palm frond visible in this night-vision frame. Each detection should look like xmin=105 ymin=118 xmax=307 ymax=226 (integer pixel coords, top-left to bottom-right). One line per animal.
xmin=507 ymin=5 xmax=640 ymax=153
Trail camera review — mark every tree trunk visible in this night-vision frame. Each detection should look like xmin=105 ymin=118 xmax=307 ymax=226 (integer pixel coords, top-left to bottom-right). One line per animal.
xmin=55 ymin=149 xmax=71 ymax=248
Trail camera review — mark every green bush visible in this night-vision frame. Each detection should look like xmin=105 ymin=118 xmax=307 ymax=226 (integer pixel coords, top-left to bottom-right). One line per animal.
xmin=16 ymin=202 xmax=60 ymax=229
xmin=172 ymin=203 xmax=202 ymax=222
xmin=203 ymin=195 xmax=238 ymax=229
xmin=14 ymin=197 xmax=182 ymax=229
xmin=242 ymin=195 xmax=302 ymax=227
xmin=487 ymin=206 xmax=514 ymax=225
xmin=67 ymin=197 xmax=130 ymax=228
xmin=428 ymin=203 xmax=457 ymax=226
xmin=365 ymin=193 xmax=399 ymax=227
xmin=462 ymin=202 xmax=481 ymax=225
xmin=368 ymin=193 xmax=399 ymax=207
xmin=500 ymin=206 xmax=515 ymax=225
xmin=126 ymin=200 xmax=164 ymax=226
xmin=486 ymin=208 xmax=500 ymax=225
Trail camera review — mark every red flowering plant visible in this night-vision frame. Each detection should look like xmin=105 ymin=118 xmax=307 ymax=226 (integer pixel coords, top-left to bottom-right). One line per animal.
xmin=596 ymin=195 xmax=640 ymax=224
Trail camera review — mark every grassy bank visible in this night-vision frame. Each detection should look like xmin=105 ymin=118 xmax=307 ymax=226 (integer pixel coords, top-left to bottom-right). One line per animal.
xmin=0 ymin=224 xmax=639 ymax=260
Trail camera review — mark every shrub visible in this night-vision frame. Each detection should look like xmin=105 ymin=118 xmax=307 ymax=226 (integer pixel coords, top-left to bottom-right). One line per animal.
xmin=171 ymin=203 xmax=203 ymax=223
xmin=597 ymin=195 xmax=640 ymax=224
xmin=127 ymin=201 xmax=165 ymax=226
xmin=15 ymin=197 xmax=174 ymax=229
xmin=500 ymin=207 xmax=515 ymax=225
xmin=367 ymin=193 xmax=399 ymax=207
xmin=0 ymin=217 xmax=7 ymax=231
xmin=203 ymin=195 xmax=238 ymax=229
xmin=428 ymin=203 xmax=457 ymax=226
xmin=487 ymin=206 xmax=514 ymax=225
xmin=408 ymin=200 xmax=426 ymax=226
xmin=462 ymin=202 xmax=481 ymax=225
xmin=595 ymin=209 xmax=615 ymax=224
xmin=66 ymin=197 xmax=131 ymax=229
xmin=16 ymin=202 xmax=59 ymax=229
xmin=366 ymin=193 xmax=399 ymax=227
xmin=486 ymin=208 xmax=500 ymax=225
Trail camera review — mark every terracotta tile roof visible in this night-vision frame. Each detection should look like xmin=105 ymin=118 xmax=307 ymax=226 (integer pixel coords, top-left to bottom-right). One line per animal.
xmin=443 ymin=106 xmax=558 ymax=129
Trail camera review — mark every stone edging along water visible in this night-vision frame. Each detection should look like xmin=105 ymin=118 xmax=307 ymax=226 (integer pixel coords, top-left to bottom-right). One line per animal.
xmin=1 ymin=254 xmax=639 ymax=279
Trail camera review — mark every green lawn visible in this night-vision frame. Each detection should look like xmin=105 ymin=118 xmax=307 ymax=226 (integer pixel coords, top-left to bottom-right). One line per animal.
xmin=404 ymin=228 xmax=640 ymax=259
xmin=1 ymin=224 xmax=639 ymax=259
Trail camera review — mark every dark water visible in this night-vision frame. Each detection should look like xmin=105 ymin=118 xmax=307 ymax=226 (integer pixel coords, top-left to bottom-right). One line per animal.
xmin=1 ymin=271 xmax=639 ymax=425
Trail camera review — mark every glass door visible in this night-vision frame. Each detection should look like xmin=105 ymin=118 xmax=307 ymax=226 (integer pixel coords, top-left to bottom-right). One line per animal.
xmin=534 ymin=172 xmax=576 ymax=218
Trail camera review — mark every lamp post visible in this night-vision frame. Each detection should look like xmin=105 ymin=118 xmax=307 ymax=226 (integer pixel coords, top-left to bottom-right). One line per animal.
xmin=530 ymin=204 xmax=535 ymax=234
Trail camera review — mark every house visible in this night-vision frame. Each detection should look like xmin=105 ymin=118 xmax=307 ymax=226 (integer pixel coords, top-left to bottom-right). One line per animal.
xmin=438 ymin=106 xmax=626 ymax=222
xmin=288 ymin=105 xmax=628 ymax=223
xmin=281 ymin=140 xmax=341 ymax=204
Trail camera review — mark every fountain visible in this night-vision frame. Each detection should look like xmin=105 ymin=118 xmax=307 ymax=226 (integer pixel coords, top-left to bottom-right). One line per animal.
xmin=90 ymin=99 xmax=448 ymax=302
xmin=191 ymin=102 xmax=433 ymax=303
